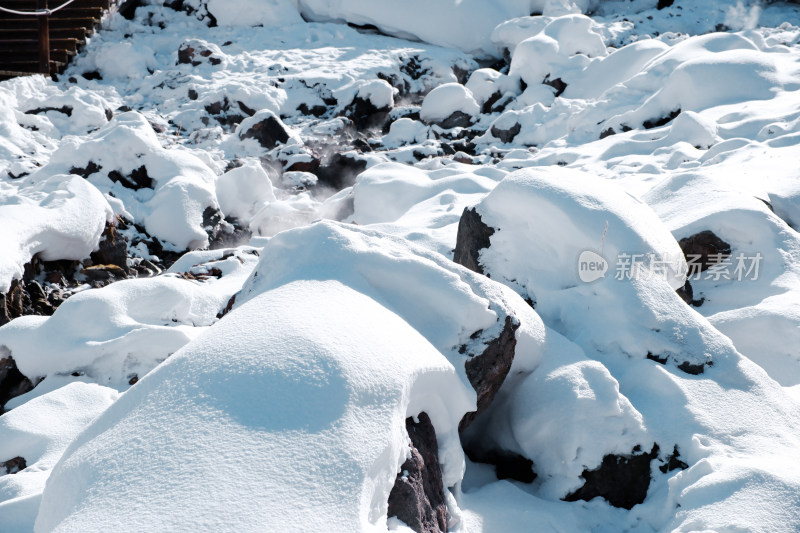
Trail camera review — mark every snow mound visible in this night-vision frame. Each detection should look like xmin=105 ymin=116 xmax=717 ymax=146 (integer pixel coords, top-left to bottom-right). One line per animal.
xmin=35 ymin=280 xmax=473 ymax=532
xmin=0 ymin=174 xmax=112 ymax=293
xmin=39 ymin=112 xmax=218 ymax=250
xmin=420 ymin=83 xmax=480 ymax=126
xmin=0 ymin=247 xmax=258 ymax=390
xmin=0 ymin=383 xmax=117 ymax=533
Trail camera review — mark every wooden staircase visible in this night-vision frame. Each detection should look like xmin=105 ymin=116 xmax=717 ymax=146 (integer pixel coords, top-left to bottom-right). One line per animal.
xmin=0 ymin=0 xmax=114 ymax=80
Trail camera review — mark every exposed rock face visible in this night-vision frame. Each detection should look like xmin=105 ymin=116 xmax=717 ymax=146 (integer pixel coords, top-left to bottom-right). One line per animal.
xmin=564 ymin=445 xmax=659 ymax=510
xmin=676 ymin=279 xmax=693 ymax=305
xmin=314 ymin=152 xmax=368 ymax=190
xmin=178 ymin=42 xmax=222 ymax=66
xmin=542 ymin=75 xmax=567 ymax=97
xmin=465 ymin=448 xmax=537 ymax=484
xmin=388 ymin=413 xmax=447 ymax=533
xmin=0 ymin=355 xmax=35 ymax=411
xmin=453 ymin=207 xmax=494 ymax=275
xmin=91 ymin=223 xmax=129 ymax=273
xmin=1 ymin=456 xmax=26 ymax=475
xmin=108 ymin=165 xmax=154 ymax=190
xmin=490 ymin=122 xmax=521 ymax=144
xmin=459 ymin=316 xmax=519 ymax=431
xmin=239 ymin=113 xmax=290 ymax=149
xmin=344 ymin=96 xmax=391 ymax=131
xmin=118 ymin=0 xmax=145 ymax=19
xmin=1 ymin=278 xmax=61 ymax=326
xmin=679 ymin=230 xmax=732 ymax=275
xmin=643 ymin=109 xmax=680 ymax=129
xmin=646 ymin=350 xmax=711 ymax=375
xmin=438 ymin=111 xmax=473 ymax=130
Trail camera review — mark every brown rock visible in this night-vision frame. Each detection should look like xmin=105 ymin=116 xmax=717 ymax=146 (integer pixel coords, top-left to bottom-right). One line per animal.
xmin=453 ymin=207 xmax=494 ymax=275
xmin=679 ymin=230 xmax=731 ymax=276
xmin=1 ymin=456 xmax=26 ymax=475
xmin=459 ymin=316 xmax=519 ymax=431
xmin=388 ymin=413 xmax=447 ymax=533
xmin=0 ymin=355 xmax=35 ymax=411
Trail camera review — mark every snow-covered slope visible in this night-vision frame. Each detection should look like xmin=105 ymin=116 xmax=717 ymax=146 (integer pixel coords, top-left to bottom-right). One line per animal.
xmin=2 ymin=0 xmax=800 ymax=531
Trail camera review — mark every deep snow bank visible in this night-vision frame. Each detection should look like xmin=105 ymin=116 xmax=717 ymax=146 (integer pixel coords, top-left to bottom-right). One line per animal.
xmin=34 ymin=280 xmax=472 ymax=532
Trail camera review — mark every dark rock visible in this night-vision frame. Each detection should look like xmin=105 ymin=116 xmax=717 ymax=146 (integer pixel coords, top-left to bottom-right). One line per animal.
xmin=678 ymin=230 xmax=731 ymax=276
xmin=647 ymin=350 xmax=710 ymax=375
xmin=108 ymin=165 xmax=154 ymax=190
xmin=69 ymin=161 xmax=102 ymax=179
xmin=187 ymin=88 xmax=199 ymax=100
xmin=659 ymin=445 xmax=688 ymax=473
xmin=490 ymin=122 xmax=521 ymax=144
xmin=657 ymin=0 xmax=674 ymax=8
xmin=453 ymin=207 xmax=494 ymax=275
xmin=237 ymin=101 xmax=256 ymax=117
xmin=344 ymin=96 xmax=391 ymax=131
xmin=646 ymin=351 xmax=668 ymax=365
xmin=1 ymin=456 xmax=26 ymax=475
xmin=217 ymin=294 xmax=236 ymax=319
xmin=564 ymin=444 xmax=659 ymax=509
xmin=678 ymin=361 xmax=707 ymax=375
xmin=178 ymin=42 xmax=222 ymax=66
xmin=643 ymin=109 xmax=680 ymax=130
xmin=676 ymin=279 xmax=693 ymax=304
xmin=599 ymin=128 xmax=616 ymax=139
xmin=118 ymin=0 xmax=145 ymax=19
xmin=286 ymin=157 xmax=322 ymax=175
xmin=203 ymin=207 xmax=252 ymax=250
xmin=91 ymin=223 xmax=129 ymax=273
xmin=239 ymin=112 xmax=290 ymax=149
xmin=0 ymin=356 xmax=35 ymax=411
xmin=438 ymin=111 xmax=473 ymax=130
xmin=0 ymin=280 xmax=27 ymax=326
xmin=459 ymin=316 xmax=519 ymax=431
xmin=543 ymin=75 xmax=567 ymax=97
xmin=26 ymin=281 xmax=53 ymax=315
xmin=481 ymin=91 xmax=503 ymax=114
xmin=81 ymin=265 xmax=128 ymax=287
xmin=313 ymin=152 xmax=367 ymax=190
xmin=297 ymin=103 xmax=328 ymax=117
xmin=81 ymin=71 xmax=103 ymax=81
xmin=25 ymin=106 xmax=73 ymax=117
xmin=388 ymin=413 xmax=447 ymax=533
xmin=466 ymin=448 xmax=537 ymax=484
xmin=400 ymin=55 xmax=429 ymax=81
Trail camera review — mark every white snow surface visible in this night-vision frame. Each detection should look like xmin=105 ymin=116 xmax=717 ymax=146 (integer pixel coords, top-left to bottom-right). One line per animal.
xmin=34 ymin=280 xmax=473 ymax=532
xmin=2 ymin=0 xmax=800 ymax=531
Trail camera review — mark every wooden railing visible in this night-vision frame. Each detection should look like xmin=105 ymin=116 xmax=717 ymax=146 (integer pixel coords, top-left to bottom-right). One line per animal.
xmin=0 ymin=0 xmax=112 ymax=79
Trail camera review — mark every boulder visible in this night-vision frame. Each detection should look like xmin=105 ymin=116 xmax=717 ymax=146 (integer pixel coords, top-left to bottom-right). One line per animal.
xmin=91 ymin=223 xmax=129 ymax=273
xmin=459 ymin=316 xmax=519 ymax=431
xmin=0 ymin=355 xmax=35 ymax=411
xmin=388 ymin=413 xmax=447 ymax=533
xmin=679 ymin=230 xmax=732 ymax=276
xmin=1 ymin=456 xmax=26 ymax=475
xmin=237 ymin=110 xmax=290 ymax=150
xmin=453 ymin=207 xmax=494 ymax=275
xmin=564 ymin=445 xmax=659 ymax=509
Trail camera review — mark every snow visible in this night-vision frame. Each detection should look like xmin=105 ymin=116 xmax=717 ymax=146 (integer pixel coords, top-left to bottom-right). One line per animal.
xmin=0 ymin=174 xmax=112 ymax=293
xmin=420 ymin=83 xmax=480 ymax=125
xmin=0 ymin=248 xmax=258 ymax=390
xmin=215 ymin=160 xmax=277 ymax=223
xmin=2 ymin=0 xmax=800 ymax=531
xmin=0 ymin=383 xmax=118 ymax=533
xmin=34 ymin=280 xmax=473 ymax=532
